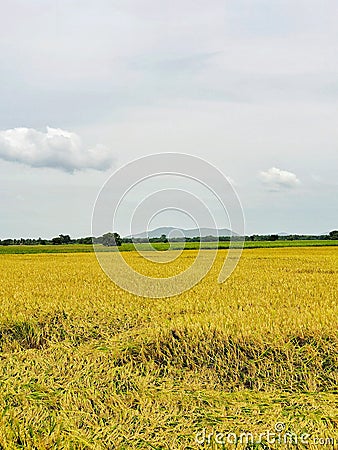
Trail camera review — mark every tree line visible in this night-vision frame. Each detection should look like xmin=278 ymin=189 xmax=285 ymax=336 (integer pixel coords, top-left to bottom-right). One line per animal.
xmin=0 ymin=231 xmax=337 ymax=246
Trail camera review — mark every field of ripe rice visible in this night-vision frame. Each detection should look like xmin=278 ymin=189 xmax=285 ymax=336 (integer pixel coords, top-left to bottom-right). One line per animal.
xmin=0 ymin=247 xmax=337 ymax=449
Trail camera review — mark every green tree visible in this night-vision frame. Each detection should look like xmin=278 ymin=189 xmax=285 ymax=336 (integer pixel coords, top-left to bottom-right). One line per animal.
xmin=76 ymin=236 xmax=93 ymax=244
xmin=329 ymin=230 xmax=338 ymax=240
xmin=59 ymin=234 xmax=71 ymax=244
xmin=1 ymin=239 xmax=13 ymax=246
xmin=101 ymin=232 xmax=122 ymax=246
xmin=52 ymin=234 xmax=71 ymax=245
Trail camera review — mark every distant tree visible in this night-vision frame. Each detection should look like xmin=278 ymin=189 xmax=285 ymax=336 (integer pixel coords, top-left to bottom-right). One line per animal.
xmin=76 ymin=237 xmax=93 ymax=244
xmin=101 ymin=232 xmax=122 ymax=246
xmin=149 ymin=234 xmax=168 ymax=243
xmin=113 ymin=233 xmax=122 ymax=246
xmin=268 ymin=234 xmax=279 ymax=241
xmin=1 ymin=239 xmax=13 ymax=246
xmin=59 ymin=234 xmax=71 ymax=244
xmin=122 ymin=237 xmax=133 ymax=244
xmin=185 ymin=236 xmax=200 ymax=242
xmin=329 ymin=230 xmax=338 ymax=240
xmin=52 ymin=234 xmax=71 ymax=245
xmin=219 ymin=236 xmax=230 ymax=242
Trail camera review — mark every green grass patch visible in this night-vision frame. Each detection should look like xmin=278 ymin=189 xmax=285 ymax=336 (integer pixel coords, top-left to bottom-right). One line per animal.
xmin=0 ymin=240 xmax=337 ymax=254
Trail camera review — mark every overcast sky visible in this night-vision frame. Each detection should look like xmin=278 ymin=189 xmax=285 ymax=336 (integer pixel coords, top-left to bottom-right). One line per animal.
xmin=0 ymin=0 xmax=337 ymax=238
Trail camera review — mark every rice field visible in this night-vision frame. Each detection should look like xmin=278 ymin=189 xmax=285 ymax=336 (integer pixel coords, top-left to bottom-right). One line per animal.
xmin=0 ymin=247 xmax=337 ymax=449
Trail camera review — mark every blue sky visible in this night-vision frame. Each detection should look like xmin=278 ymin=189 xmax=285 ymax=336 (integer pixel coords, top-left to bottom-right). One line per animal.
xmin=0 ymin=0 xmax=337 ymax=237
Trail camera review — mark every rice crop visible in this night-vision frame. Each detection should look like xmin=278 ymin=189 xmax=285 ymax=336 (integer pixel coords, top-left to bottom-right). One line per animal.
xmin=0 ymin=247 xmax=337 ymax=449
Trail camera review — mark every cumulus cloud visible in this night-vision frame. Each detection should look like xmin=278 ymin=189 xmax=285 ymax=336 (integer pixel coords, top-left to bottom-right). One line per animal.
xmin=259 ymin=167 xmax=301 ymax=190
xmin=0 ymin=127 xmax=114 ymax=172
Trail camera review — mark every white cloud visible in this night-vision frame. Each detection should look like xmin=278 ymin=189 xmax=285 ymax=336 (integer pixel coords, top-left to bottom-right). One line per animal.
xmin=259 ymin=167 xmax=301 ymax=190
xmin=0 ymin=127 xmax=115 ymax=173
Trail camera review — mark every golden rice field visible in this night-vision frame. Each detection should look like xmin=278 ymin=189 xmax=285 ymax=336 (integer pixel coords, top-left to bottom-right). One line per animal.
xmin=0 ymin=247 xmax=337 ymax=449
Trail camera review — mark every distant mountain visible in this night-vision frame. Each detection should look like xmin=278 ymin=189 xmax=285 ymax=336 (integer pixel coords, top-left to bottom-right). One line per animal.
xmin=126 ymin=227 xmax=235 ymax=239
xmin=277 ymin=231 xmax=330 ymax=236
